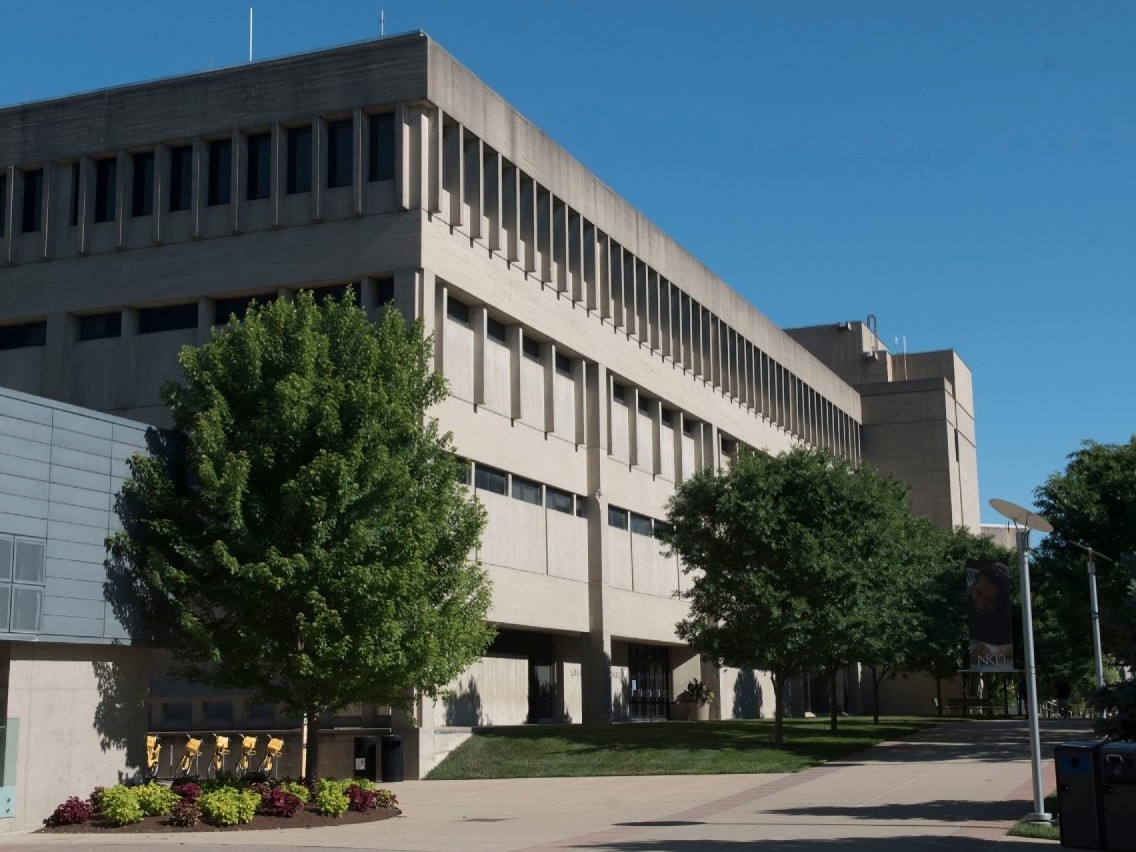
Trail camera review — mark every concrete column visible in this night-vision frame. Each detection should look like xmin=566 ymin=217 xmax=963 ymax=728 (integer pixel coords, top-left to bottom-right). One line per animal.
xmin=427 ymin=106 xmax=443 ymax=215
xmin=443 ymin=121 xmax=463 ymax=226
xmin=537 ymin=188 xmax=553 ymax=284
xmin=463 ymin=132 xmax=483 ymax=239
xmin=432 ymin=277 xmax=447 ymax=376
xmin=622 ymin=252 xmax=637 ymax=340
xmin=627 ymin=386 xmax=639 ymax=469
xmin=583 ymin=361 xmax=613 ymax=723
xmin=471 ymin=305 xmax=487 ymax=407
xmin=484 ymin=148 xmax=502 ymax=252
xmin=542 ymin=341 xmax=556 ymax=435
xmin=502 ymin=163 xmax=522 ymax=266
xmin=40 ymin=312 xmax=76 ymax=402
xmin=508 ymin=324 xmax=522 ymax=421
xmin=582 ymin=221 xmax=598 ymax=312
xmin=313 ymin=117 xmax=325 ymax=223
xmin=520 ymin=174 xmax=537 ymax=274
xmin=191 ymin=137 xmax=205 ymax=239
xmin=352 ymin=108 xmax=365 ymax=217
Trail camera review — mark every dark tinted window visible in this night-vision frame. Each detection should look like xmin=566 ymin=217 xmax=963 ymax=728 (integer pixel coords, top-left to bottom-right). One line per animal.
xmin=247 ymin=132 xmax=271 ymax=200
xmin=207 ymin=139 xmax=232 ymax=206
xmin=93 ymin=158 xmax=117 ymax=223
xmin=486 ymin=317 xmax=506 ymax=343
xmin=630 ymin=513 xmax=653 ymax=537
xmin=369 ymin=113 xmax=395 ymax=181
xmin=511 ymin=476 xmax=541 ymax=505
xmin=0 ymin=322 xmax=47 ymax=351
xmin=637 ymin=395 xmax=650 ymax=415
xmin=22 ymin=169 xmax=43 ymax=233
xmin=69 ymin=163 xmax=80 ymax=226
xmin=375 ymin=278 xmax=395 ymax=305
xmin=555 ymin=352 xmax=571 ymax=376
xmin=79 ymin=313 xmax=122 ymax=341
xmin=139 ymin=303 xmax=197 ymax=334
xmin=287 ymin=125 xmax=312 ymax=194
xmin=447 ymin=298 xmax=469 ymax=325
xmin=327 ymin=119 xmax=353 ymax=188
xmin=575 ymin=496 xmax=587 ymax=518
xmin=132 ymin=152 xmax=154 ymax=217
xmin=612 ymin=383 xmax=626 ymax=404
xmin=214 ymin=293 xmax=275 ymax=325
xmin=661 ymin=408 xmax=674 ymax=427
xmin=474 ymin=465 xmax=506 ymax=495
xmin=169 ymin=146 xmax=193 ymax=212
xmin=608 ymin=507 xmax=628 ymax=530
xmin=546 ymin=487 xmax=573 ymax=515
xmin=522 ymin=336 xmax=541 ymax=362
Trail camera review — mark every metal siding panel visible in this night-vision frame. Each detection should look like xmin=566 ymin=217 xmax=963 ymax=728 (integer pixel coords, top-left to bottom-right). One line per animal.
xmin=0 ymin=454 xmax=50 ymax=482
xmin=50 ymin=445 xmax=113 ymax=476
xmin=112 ymin=423 xmax=149 ymax=449
xmin=0 ymin=395 xmax=53 ymax=426
xmin=48 ymin=481 xmax=111 ymax=511
xmin=0 ymin=434 xmax=52 ymax=464
xmin=43 ymin=590 xmax=107 ymax=619
xmin=51 ymin=410 xmax=114 ymax=440
xmin=0 ymin=473 xmax=50 ymax=502
xmin=47 ymin=500 xmax=110 ymax=530
xmin=0 ymin=492 xmax=50 ymax=522
xmin=50 ymin=427 xmax=114 ymax=458
xmin=0 ymin=513 xmax=48 ymax=538
xmin=41 ymin=615 xmax=104 ymax=638
xmin=45 ymin=519 xmax=109 ymax=547
xmin=0 ymin=416 xmax=51 ymax=446
xmin=46 ymin=557 xmax=108 ymax=583
xmin=46 ymin=465 xmax=109 ymax=492
xmin=46 ymin=538 xmax=105 ymax=565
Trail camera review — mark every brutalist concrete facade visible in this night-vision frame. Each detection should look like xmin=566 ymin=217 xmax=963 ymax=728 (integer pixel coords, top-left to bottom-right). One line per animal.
xmin=0 ymin=33 xmax=979 ymax=778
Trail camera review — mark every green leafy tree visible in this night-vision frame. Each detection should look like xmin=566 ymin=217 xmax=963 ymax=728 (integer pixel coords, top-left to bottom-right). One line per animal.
xmin=661 ymin=447 xmax=919 ymax=743
xmin=1031 ymin=437 xmax=1136 ymax=697
xmin=109 ymin=292 xmax=494 ymax=779
xmin=904 ymin=526 xmax=1013 ymax=714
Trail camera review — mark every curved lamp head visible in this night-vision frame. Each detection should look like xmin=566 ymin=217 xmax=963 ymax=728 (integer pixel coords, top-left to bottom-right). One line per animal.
xmin=989 ymin=498 xmax=1053 ymax=534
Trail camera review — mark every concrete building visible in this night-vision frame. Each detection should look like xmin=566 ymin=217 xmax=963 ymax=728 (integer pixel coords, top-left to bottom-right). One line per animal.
xmin=0 ymin=32 xmax=980 ymax=790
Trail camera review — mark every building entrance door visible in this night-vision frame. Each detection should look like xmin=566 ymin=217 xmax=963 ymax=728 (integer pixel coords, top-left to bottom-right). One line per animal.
xmin=627 ymin=644 xmax=670 ymax=721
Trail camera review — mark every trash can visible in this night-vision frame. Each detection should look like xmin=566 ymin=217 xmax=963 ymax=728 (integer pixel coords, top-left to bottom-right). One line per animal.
xmin=1055 ymin=741 xmax=1105 ymax=850
xmin=353 ymin=736 xmax=377 ymax=781
xmin=1100 ymin=742 xmax=1136 ymax=852
xmin=380 ymin=734 xmax=404 ymax=783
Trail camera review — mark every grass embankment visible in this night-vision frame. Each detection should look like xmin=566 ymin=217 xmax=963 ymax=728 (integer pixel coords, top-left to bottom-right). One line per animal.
xmin=427 ymin=717 xmax=933 ymax=780
xmin=1007 ymin=792 xmax=1060 ymax=841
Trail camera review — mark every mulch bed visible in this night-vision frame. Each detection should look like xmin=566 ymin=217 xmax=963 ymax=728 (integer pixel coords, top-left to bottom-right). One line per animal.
xmin=38 ymin=805 xmax=400 ymax=834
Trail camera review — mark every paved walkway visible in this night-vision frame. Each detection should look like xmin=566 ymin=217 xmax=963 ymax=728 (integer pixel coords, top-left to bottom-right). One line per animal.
xmin=1 ymin=718 xmax=1090 ymax=851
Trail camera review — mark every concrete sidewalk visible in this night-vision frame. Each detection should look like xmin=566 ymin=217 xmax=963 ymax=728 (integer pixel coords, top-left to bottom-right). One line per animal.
xmin=0 ymin=718 xmax=1090 ymax=851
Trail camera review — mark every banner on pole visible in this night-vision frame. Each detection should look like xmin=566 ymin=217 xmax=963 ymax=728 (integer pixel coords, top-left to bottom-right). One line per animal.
xmin=967 ymin=559 xmax=1014 ymax=671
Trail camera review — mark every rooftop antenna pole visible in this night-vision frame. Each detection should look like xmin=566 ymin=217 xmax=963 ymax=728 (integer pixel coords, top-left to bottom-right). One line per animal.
xmin=380 ymin=10 xmax=385 ymax=37
xmin=249 ymin=8 xmax=253 ymax=62
xmin=902 ymin=335 xmax=907 ymax=380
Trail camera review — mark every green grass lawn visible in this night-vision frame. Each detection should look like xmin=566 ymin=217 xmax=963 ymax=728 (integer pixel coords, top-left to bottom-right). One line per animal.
xmin=426 ymin=717 xmax=935 ymax=780
xmin=1007 ymin=792 xmax=1060 ymax=841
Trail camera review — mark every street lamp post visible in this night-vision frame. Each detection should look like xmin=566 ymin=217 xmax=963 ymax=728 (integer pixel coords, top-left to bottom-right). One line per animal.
xmin=990 ymin=498 xmax=1053 ymax=824
xmin=1067 ymin=540 xmax=1112 ymax=692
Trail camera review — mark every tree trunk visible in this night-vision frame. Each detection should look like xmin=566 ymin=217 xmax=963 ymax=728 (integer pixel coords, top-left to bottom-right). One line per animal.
xmin=871 ymin=665 xmax=881 ymax=725
xmin=935 ymin=673 xmax=944 ymax=716
xmin=828 ymin=669 xmax=839 ymax=733
xmin=304 ymin=710 xmax=322 ymax=784
xmin=772 ymin=674 xmax=785 ymax=745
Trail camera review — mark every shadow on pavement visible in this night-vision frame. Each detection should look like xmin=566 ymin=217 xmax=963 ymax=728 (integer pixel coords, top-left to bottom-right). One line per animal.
xmin=763 ymin=797 xmax=1028 ymax=823
xmin=572 ymin=836 xmax=1015 ymax=850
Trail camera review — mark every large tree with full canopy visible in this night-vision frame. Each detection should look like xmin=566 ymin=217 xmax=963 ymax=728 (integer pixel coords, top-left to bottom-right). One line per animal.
xmin=109 ymin=291 xmax=494 ymax=778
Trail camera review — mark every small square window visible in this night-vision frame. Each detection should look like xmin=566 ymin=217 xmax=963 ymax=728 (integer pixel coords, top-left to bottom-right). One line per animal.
xmin=369 ymin=113 xmax=395 ymax=182
xmin=682 ymin=417 xmax=695 ymax=437
xmin=0 ymin=537 xmax=12 ymax=581
xmin=612 ymin=383 xmax=626 ymax=404
xmin=474 ymin=465 xmax=506 ymax=496
xmin=555 ymin=352 xmax=571 ymax=376
xmin=637 ymin=396 xmax=650 ymax=415
xmin=608 ymin=507 xmax=628 ymax=530
xmin=511 ymin=476 xmax=541 ymax=505
xmin=522 ymin=336 xmax=541 ymax=362
xmin=169 ymin=145 xmax=193 ymax=212
xmin=327 ymin=119 xmax=353 ymax=189
xmin=575 ymin=496 xmax=587 ymax=518
xmin=661 ymin=409 xmax=674 ymax=427
xmin=287 ymin=125 xmax=313 ymax=194
xmin=375 ymin=278 xmax=395 ymax=305
xmin=14 ymin=540 xmax=45 ymax=584
xmin=546 ymin=487 xmax=573 ymax=514
xmin=208 ymin=139 xmax=232 ymax=206
xmin=447 ymin=298 xmax=470 ymax=326
xmin=202 ymin=700 xmax=234 ymax=727
xmin=22 ymin=168 xmax=44 ymax=233
xmin=10 ymin=586 xmax=43 ymax=633
xmin=139 ymin=303 xmax=198 ymax=334
xmin=630 ymin=513 xmax=653 ymax=537
xmin=486 ymin=317 xmax=507 ymax=344
xmin=0 ymin=322 xmax=47 ymax=351
xmin=79 ymin=312 xmax=122 ymax=341
xmin=94 ymin=158 xmax=117 ymax=223
xmin=247 ymin=132 xmax=272 ymax=200
xmin=132 ymin=152 xmax=155 ymax=217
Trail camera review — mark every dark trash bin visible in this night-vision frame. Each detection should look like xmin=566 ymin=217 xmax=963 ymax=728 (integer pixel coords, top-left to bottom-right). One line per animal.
xmin=1055 ymin=741 xmax=1105 ymax=850
xmin=380 ymin=734 xmax=404 ymax=783
xmin=1100 ymin=742 xmax=1136 ymax=852
xmin=353 ymin=735 xmax=377 ymax=781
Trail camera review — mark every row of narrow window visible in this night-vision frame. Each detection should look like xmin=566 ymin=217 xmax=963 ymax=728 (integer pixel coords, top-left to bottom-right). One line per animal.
xmin=443 ymin=114 xmax=854 ymax=457
xmin=607 ymin=506 xmax=671 ymax=540
xmin=460 ymin=459 xmax=587 ymax=517
xmin=0 ymin=113 xmax=395 ymax=235
xmin=446 ymin=296 xmax=573 ymax=376
xmin=0 ymin=280 xmax=394 ymax=351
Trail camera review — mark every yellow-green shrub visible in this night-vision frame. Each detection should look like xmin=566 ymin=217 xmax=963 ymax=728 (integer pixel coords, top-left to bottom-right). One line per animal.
xmin=99 ymin=785 xmax=143 ymax=826
xmin=198 ymin=788 xmax=260 ymax=826
xmin=132 ymin=782 xmax=180 ymax=816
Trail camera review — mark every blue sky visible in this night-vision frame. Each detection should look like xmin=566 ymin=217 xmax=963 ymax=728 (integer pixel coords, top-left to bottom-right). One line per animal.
xmin=5 ymin=2 xmax=1134 ymax=524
